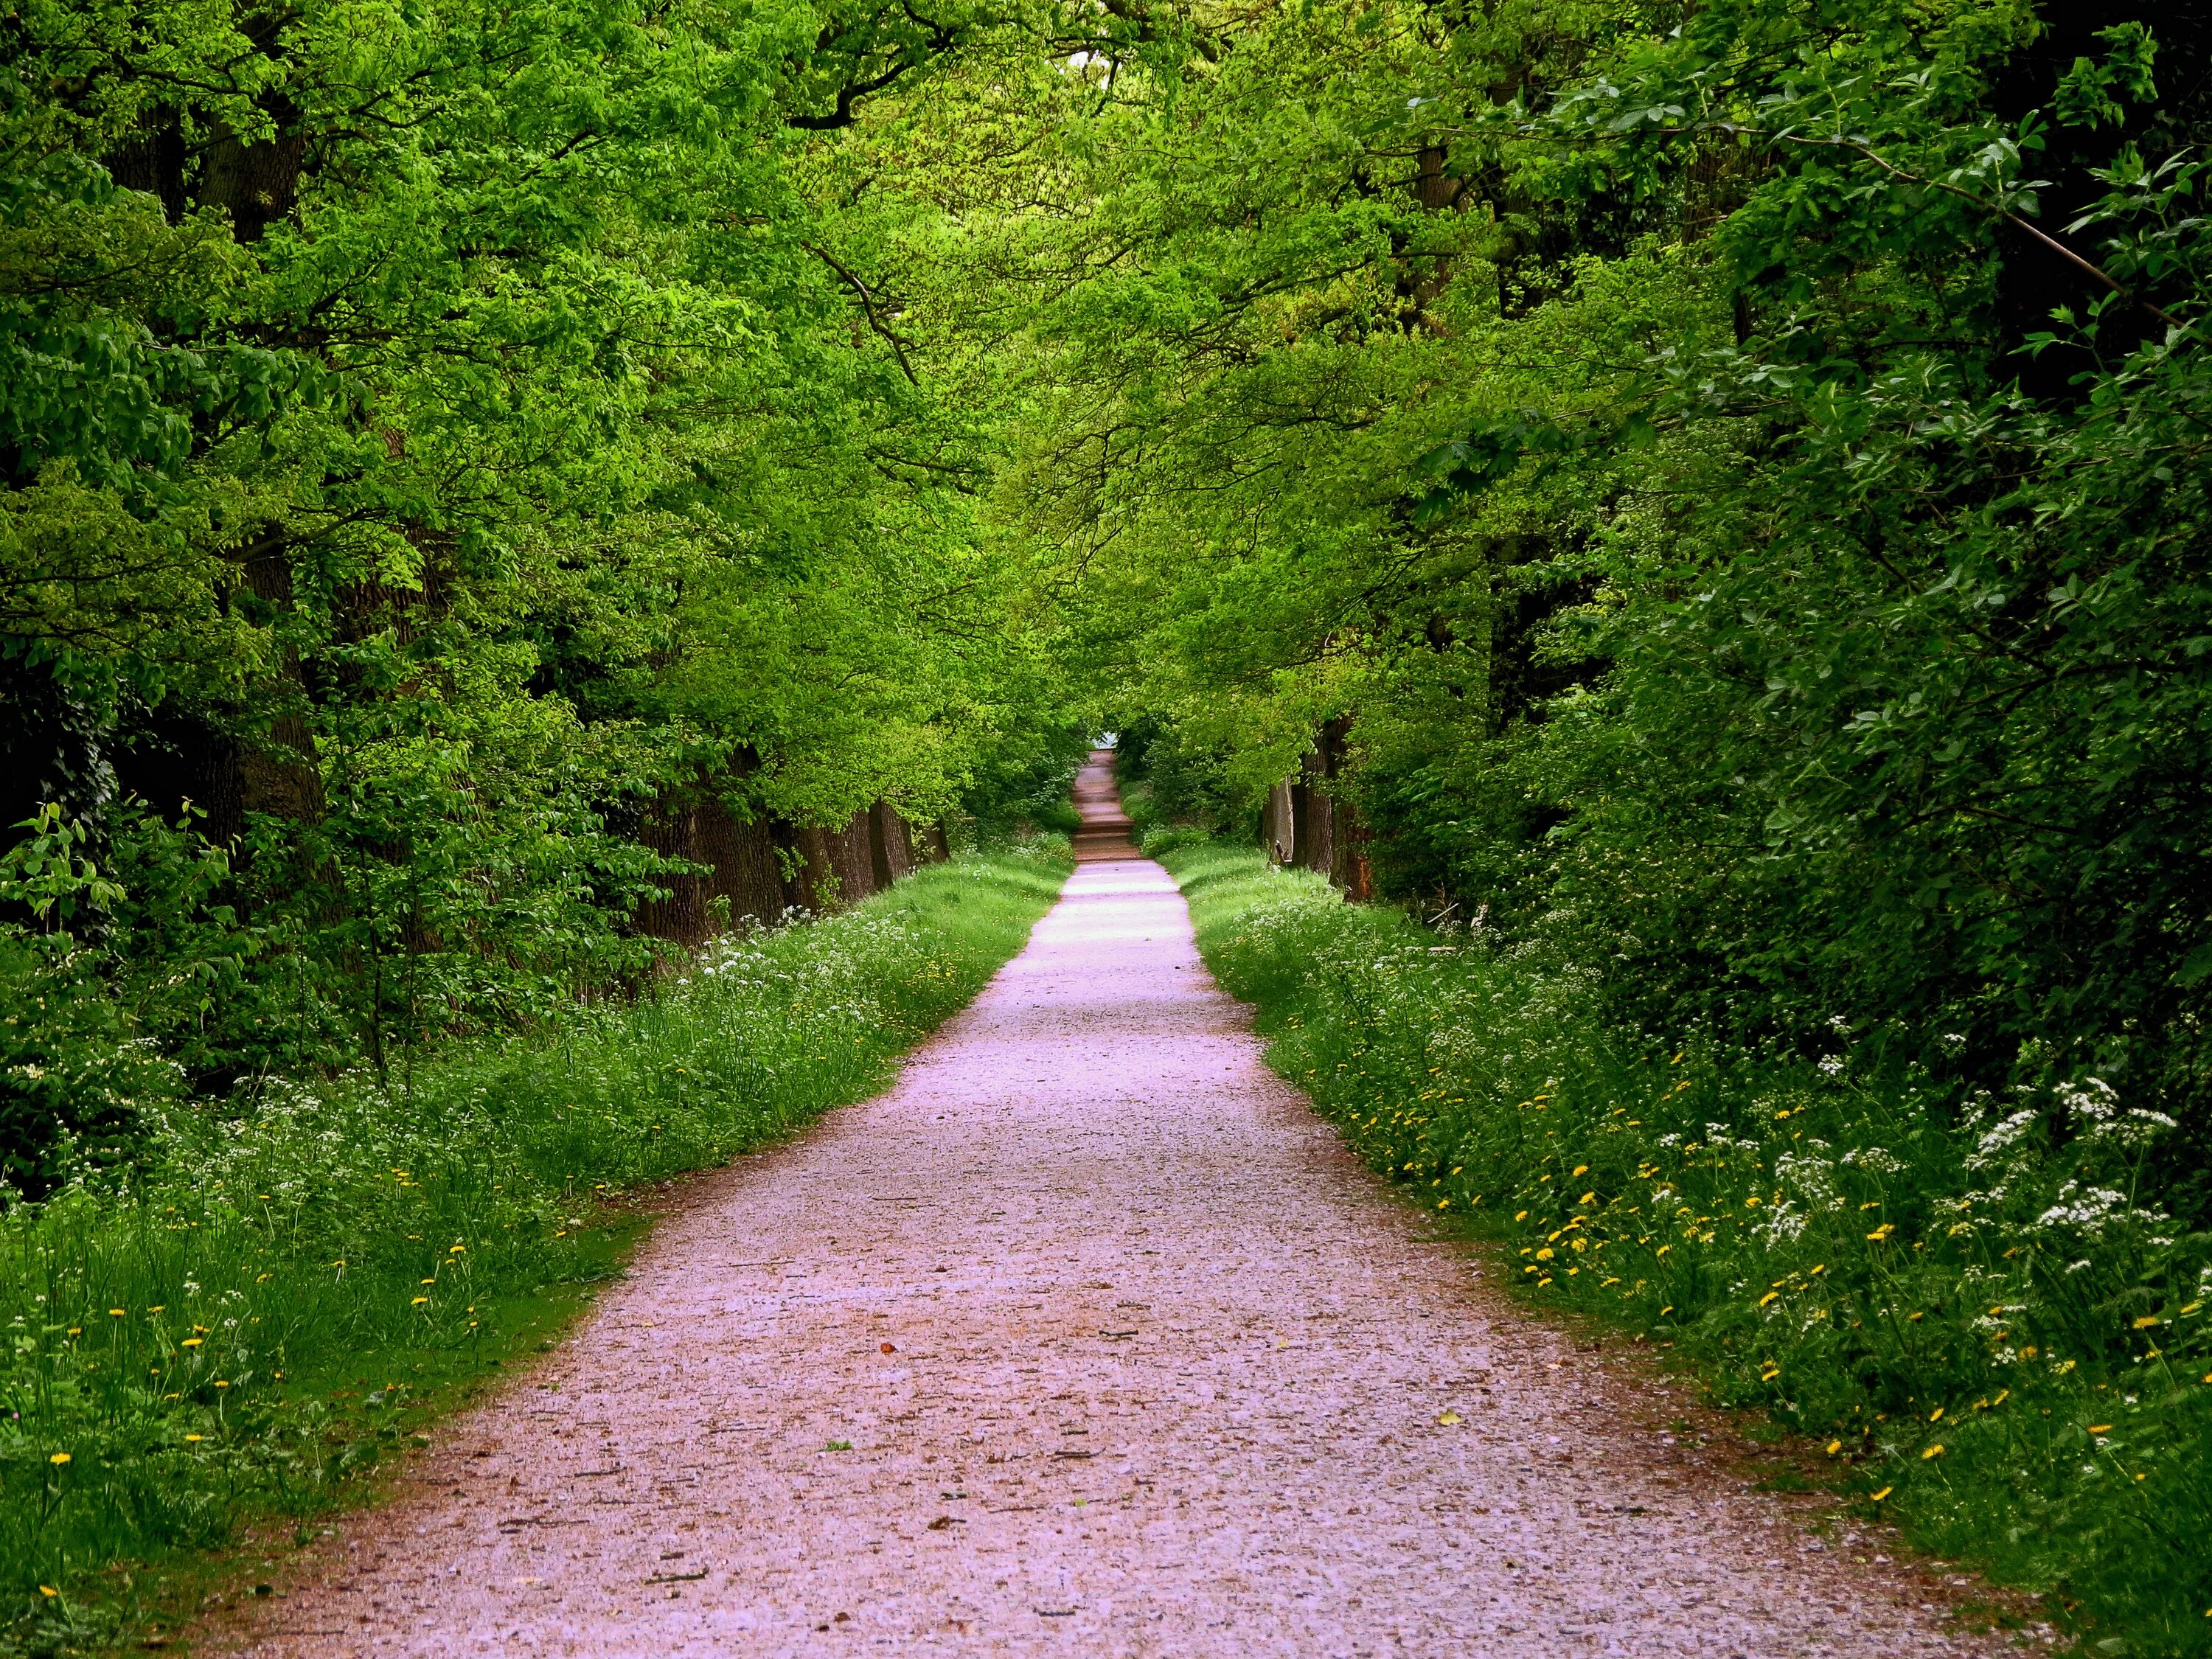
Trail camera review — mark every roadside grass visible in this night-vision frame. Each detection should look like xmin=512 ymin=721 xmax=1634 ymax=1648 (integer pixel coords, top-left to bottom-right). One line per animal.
xmin=0 ymin=843 xmax=1068 ymax=1653
xmin=1162 ymin=841 xmax=2212 ymax=1659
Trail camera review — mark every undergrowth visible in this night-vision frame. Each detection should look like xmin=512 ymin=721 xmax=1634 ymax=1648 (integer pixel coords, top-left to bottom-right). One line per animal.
xmin=0 ymin=843 xmax=1068 ymax=1652
xmin=1164 ymin=841 xmax=2212 ymax=1659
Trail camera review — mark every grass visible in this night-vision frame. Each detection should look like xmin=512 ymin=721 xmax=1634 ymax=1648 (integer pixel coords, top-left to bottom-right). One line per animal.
xmin=1161 ymin=840 xmax=2212 ymax=1659
xmin=0 ymin=841 xmax=1068 ymax=1654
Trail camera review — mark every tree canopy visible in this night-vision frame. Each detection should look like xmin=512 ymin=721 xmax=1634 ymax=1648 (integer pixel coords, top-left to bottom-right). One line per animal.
xmin=8 ymin=0 xmax=2212 ymax=1213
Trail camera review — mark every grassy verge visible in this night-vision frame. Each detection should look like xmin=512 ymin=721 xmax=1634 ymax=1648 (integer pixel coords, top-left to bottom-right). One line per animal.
xmin=1162 ymin=841 xmax=2212 ymax=1658
xmin=0 ymin=842 xmax=1068 ymax=1653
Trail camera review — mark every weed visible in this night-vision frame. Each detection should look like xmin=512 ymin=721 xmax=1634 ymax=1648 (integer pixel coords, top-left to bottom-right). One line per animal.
xmin=1165 ymin=841 xmax=2212 ymax=1657
xmin=0 ymin=845 xmax=1067 ymax=1642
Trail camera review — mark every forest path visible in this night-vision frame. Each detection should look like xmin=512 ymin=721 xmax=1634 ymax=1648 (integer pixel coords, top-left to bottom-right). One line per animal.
xmin=225 ymin=754 xmax=1997 ymax=1658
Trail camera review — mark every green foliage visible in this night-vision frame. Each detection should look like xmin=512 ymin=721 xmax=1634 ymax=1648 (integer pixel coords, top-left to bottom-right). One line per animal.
xmin=970 ymin=0 xmax=2212 ymax=1220
xmin=1168 ymin=840 xmax=2212 ymax=1653
xmin=0 ymin=844 xmax=1065 ymax=1638
xmin=0 ymin=0 xmax=1084 ymax=1170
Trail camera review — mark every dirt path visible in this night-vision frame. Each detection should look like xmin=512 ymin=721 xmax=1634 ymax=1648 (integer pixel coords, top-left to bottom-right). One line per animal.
xmin=226 ymin=754 xmax=2003 ymax=1658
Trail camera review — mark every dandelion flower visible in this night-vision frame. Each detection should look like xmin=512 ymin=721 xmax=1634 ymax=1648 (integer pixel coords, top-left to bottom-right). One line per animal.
xmin=38 ymin=1587 xmax=55 ymax=1599
xmin=1921 ymin=1444 xmax=1944 ymax=1459
xmin=1825 ymin=1440 xmax=1843 ymax=1455
xmin=49 ymin=1453 xmax=69 ymax=1466
xmin=2087 ymin=1423 xmax=2112 ymax=1434
xmin=2132 ymin=1315 xmax=2160 ymax=1330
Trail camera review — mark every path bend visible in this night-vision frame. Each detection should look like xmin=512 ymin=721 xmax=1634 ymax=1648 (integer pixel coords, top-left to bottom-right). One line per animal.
xmin=227 ymin=751 xmax=2000 ymax=1658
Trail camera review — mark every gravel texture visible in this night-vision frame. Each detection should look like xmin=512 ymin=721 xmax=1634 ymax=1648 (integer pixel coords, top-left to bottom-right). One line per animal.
xmin=223 ymin=756 xmax=2008 ymax=1657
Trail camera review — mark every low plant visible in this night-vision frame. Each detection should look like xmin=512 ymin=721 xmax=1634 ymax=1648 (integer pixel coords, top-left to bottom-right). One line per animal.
xmin=0 ymin=843 xmax=1067 ymax=1646
xmin=1164 ymin=841 xmax=2212 ymax=1658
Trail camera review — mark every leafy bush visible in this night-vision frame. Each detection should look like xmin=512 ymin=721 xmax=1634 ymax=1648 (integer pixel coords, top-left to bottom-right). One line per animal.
xmin=0 ymin=844 xmax=1066 ymax=1642
xmin=1166 ymin=841 xmax=2212 ymax=1656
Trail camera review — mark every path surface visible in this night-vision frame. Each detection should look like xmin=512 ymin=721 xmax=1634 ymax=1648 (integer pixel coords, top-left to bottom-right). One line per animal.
xmin=229 ymin=754 xmax=2000 ymax=1658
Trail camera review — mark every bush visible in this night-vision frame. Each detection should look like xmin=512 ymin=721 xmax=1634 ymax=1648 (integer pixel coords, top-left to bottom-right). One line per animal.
xmin=1165 ymin=841 xmax=2212 ymax=1657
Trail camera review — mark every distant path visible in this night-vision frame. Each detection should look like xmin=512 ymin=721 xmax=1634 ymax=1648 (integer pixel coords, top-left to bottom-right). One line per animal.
xmin=227 ymin=753 xmax=1997 ymax=1657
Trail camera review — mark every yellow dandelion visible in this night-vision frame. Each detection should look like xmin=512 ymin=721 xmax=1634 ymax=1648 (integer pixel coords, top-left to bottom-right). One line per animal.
xmin=1825 ymin=1440 xmax=1843 ymax=1455
xmin=2132 ymin=1315 xmax=2160 ymax=1329
xmin=1921 ymin=1444 xmax=1945 ymax=1459
xmin=49 ymin=1452 xmax=70 ymax=1466
xmin=2087 ymin=1423 xmax=2113 ymax=1434
xmin=1870 ymin=1486 xmax=1892 ymax=1501
xmin=412 ymin=1296 xmax=429 ymax=1306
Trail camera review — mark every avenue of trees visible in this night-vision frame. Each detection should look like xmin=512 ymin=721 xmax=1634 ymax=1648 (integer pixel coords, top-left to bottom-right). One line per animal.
xmin=7 ymin=0 xmax=2212 ymax=1643
xmin=10 ymin=0 xmax=2211 ymax=1242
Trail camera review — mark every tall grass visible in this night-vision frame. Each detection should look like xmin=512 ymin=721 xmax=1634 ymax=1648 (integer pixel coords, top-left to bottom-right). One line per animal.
xmin=1165 ymin=841 xmax=2212 ymax=1658
xmin=0 ymin=844 xmax=1067 ymax=1644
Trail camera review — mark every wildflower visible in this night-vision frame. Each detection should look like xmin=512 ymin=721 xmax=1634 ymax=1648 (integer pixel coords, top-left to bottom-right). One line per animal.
xmin=1571 ymin=1166 xmax=1588 ymax=1178
xmin=109 ymin=1310 xmax=125 ymax=1318
xmin=1825 ymin=1440 xmax=1843 ymax=1455
xmin=1870 ymin=1486 xmax=1892 ymax=1500
xmin=1865 ymin=1224 xmax=1894 ymax=1242
xmin=412 ymin=1297 xmax=429 ymax=1307
xmin=1758 ymin=1291 xmax=1779 ymax=1307
xmin=49 ymin=1452 xmax=69 ymax=1466
xmin=2132 ymin=1315 xmax=2160 ymax=1329
xmin=1921 ymin=1444 xmax=1944 ymax=1460
xmin=38 ymin=1587 xmax=55 ymax=1599
xmin=2087 ymin=1423 xmax=2112 ymax=1434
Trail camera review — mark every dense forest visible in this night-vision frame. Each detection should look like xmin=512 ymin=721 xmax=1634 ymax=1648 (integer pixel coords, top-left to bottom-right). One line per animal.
xmin=7 ymin=0 xmax=2212 ymax=1645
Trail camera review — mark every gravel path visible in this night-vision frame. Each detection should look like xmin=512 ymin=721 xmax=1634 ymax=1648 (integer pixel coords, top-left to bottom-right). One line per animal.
xmin=226 ymin=755 xmax=2004 ymax=1658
